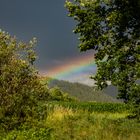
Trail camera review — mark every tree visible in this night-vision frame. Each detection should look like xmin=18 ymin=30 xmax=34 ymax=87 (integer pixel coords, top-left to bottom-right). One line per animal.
xmin=0 ymin=30 xmax=48 ymax=129
xmin=65 ymin=0 xmax=140 ymax=118
xmin=49 ymin=87 xmax=77 ymax=101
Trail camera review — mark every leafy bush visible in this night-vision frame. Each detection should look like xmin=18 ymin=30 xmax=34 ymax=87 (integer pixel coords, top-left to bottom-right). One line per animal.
xmin=0 ymin=30 xmax=49 ymax=130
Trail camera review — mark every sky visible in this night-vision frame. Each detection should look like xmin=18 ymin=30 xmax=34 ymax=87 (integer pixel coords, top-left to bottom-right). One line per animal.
xmin=0 ymin=0 xmax=96 ymax=85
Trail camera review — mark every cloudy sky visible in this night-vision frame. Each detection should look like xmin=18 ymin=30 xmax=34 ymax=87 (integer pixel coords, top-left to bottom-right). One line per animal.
xmin=0 ymin=0 xmax=96 ymax=85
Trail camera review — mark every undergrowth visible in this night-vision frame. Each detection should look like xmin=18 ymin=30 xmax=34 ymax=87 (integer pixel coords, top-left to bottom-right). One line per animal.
xmin=1 ymin=102 xmax=140 ymax=140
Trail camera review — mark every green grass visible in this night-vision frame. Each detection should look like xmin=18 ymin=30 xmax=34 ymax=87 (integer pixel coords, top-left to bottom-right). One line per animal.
xmin=46 ymin=101 xmax=130 ymax=113
xmin=1 ymin=102 xmax=140 ymax=140
xmin=45 ymin=107 xmax=139 ymax=140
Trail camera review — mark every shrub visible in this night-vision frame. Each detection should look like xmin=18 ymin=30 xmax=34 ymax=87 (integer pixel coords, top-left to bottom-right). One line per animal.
xmin=0 ymin=30 xmax=49 ymax=130
xmin=49 ymin=87 xmax=77 ymax=102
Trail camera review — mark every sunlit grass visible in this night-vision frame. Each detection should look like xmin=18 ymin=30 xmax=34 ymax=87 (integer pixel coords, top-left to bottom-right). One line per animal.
xmin=91 ymin=112 xmax=130 ymax=119
xmin=44 ymin=105 xmax=140 ymax=140
xmin=46 ymin=106 xmax=74 ymax=122
xmin=2 ymin=103 xmax=140 ymax=140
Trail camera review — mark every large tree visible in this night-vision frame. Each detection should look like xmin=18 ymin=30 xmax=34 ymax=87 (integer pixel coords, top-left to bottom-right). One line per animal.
xmin=65 ymin=0 xmax=140 ymax=118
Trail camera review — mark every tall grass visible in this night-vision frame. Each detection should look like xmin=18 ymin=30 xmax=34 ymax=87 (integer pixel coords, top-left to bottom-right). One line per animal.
xmin=1 ymin=102 xmax=140 ymax=140
xmin=44 ymin=105 xmax=140 ymax=140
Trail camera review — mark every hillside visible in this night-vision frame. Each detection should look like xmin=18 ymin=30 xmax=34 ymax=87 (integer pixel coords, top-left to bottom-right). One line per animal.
xmin=103 ymin=85 xmax=118 ymax=98
xmin=47 ymin=78 xmax=120 ymax=103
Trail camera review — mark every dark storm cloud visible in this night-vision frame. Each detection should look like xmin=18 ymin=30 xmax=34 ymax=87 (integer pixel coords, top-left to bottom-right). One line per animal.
xmin=0 ymin=0 xmax=83 ymax=70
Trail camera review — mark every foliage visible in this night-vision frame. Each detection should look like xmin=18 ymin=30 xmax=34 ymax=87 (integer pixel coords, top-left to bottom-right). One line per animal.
xmin=65 ymin=0 xmax=140 ymax=119
xmin=0 ymin=30 xmax=49 ymax=130
xmin=48 ymin=86 xmax=77 ymax=102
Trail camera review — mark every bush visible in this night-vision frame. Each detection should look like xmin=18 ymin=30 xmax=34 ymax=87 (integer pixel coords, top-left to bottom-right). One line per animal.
xmin=49 ymin=87 xmax=77 ymax=102
xmin=0 ymin=30 xmax=49 ymax=130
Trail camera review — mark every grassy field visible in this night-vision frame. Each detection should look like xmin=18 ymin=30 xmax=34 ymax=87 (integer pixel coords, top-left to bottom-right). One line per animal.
xmin=1 ymin=102 xmax=140 ymax=140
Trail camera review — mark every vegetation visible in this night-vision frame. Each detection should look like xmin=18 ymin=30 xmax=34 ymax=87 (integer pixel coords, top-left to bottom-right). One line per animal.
xmin=47 ymin=101 xmax=130 ymax=113
xmin=48 ymin=86 xmax=77 ymax=102
xmin=1 ymin=0 xmax=140 ymax=137
xmin=40 ymin=77 xmax=77 ymax=102
xmin=65 ymin=0 xmax=140 ymax=119
xmin=0 ymin=30 xmax=78 ymax=131
xmin=0 ymin=30 xmax=50 ymax=130
xmin=48 ymin=78 xmax=120 ymax=102
xmin=1 ymin=102 xmax=140 ymax=140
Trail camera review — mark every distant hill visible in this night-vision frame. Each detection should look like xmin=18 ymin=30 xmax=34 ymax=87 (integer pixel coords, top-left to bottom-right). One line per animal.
xmin=46 ymin=78 xmax=121 ymax=103
xmin=103 ymin=85 xmax=118 ymax=98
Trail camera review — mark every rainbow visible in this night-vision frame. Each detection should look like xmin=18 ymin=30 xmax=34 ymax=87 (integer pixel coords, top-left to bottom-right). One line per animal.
xmin=41 ymin=54 xmax=96 ymax=83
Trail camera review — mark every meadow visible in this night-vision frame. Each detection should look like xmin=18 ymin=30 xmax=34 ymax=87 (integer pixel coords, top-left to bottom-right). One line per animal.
xmin=1 ymin=101 xmax=140 ymax=140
